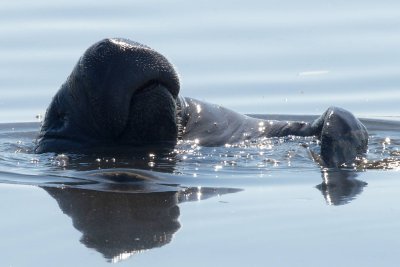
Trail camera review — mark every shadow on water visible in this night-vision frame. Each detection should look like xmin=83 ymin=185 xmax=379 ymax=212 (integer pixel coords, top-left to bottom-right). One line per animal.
xmin=42 ymin=185 xmax=241 ymax=263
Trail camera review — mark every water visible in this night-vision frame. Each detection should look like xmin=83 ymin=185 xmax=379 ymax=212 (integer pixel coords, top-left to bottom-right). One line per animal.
xmin=1 ymin=0 xmax=400 ymax=266
xmin=1 ymin=118 xmax=400 ymax=266
xmin=2 ymin=0 xmax=400 ymax=122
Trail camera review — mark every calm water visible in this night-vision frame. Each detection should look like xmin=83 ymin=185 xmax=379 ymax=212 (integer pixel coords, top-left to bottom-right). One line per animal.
xmin=1 ymin=0 xmax=400 ymax=266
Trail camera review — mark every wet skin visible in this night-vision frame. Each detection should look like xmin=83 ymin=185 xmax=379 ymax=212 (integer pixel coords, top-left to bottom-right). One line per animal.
xmin=36 ymin=38 xmax=368 ymax=168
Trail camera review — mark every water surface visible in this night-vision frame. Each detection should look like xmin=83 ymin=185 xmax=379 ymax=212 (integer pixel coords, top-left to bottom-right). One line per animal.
xmin=0 ymin=117 xmax=400 ymax=266
xmin=1 ymin=0 xmax=400 ymax=266
xmin=1 ymin=0 xmax=400 ymax=121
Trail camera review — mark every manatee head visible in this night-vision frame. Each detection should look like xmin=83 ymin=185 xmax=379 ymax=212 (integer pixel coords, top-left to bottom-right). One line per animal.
xmin=36 ymin=38 xmax=180 ymax=153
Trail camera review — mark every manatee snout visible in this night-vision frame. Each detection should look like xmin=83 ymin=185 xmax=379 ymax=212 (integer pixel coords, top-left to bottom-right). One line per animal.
xmin=36 ymin=38 xmax=180 ymax=153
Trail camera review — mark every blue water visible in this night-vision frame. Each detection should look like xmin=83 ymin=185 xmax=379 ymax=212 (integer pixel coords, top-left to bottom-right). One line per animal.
xmin=2 ymin=0 xmax=400 ymax=122
xmin=1 ymin=0 xmax=400 ymax=266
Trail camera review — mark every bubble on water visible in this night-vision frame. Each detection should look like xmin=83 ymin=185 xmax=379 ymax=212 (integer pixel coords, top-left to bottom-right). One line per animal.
xmin=263 ymin=158 xmax=280 ymax=167
xmin=55 ymin=154 xmax=69 ymax=167
xmin=214 ymin=165 xmax=223 ymax=171
xmin=286 ymin=150 xmax=296 ymax=159
xmin=223 ymin=160 xmax=237 ymax=166
xmin=30 ymin=158 xmax=39 ymax=164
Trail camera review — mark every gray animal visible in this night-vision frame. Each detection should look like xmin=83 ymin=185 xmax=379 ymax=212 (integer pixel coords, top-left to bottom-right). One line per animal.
xmin=36 ymin=38 xmax=368 ymax=168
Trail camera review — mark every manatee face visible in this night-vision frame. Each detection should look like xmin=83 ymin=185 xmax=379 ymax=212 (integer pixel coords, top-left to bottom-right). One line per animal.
xmin=36 ymin=38 xmax=180 ymax=153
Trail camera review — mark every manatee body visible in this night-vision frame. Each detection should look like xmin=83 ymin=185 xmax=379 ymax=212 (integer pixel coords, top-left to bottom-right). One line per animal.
xmin=36 ymin=38 xmax=368 ymax=168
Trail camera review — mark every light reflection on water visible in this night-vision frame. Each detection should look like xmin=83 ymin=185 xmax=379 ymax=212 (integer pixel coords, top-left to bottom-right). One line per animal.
xmin=0 ymin=117 xmax=399 ymax=190
xmin=0 ymin=0 xmax=400 ymax=265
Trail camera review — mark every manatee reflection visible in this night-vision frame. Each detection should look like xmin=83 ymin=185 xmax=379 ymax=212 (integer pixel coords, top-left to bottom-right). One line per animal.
xmin=316 ymin=169 xmax=367 ymax=206
xmin=42 ymin=185 xmax=241 ymax=262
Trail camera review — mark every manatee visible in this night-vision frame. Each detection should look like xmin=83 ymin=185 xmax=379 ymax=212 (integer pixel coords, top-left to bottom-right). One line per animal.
xmin=36 ymin=38 xmax=368 ymax=168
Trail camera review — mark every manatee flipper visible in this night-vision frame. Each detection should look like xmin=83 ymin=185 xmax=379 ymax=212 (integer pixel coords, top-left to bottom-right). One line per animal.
xmin=311 ymin=107 xmax=368 ymax=168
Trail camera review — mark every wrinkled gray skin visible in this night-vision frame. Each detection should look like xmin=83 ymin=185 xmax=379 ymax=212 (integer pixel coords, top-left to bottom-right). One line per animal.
xmin=36 ymin=38 xmax=368 ymax=168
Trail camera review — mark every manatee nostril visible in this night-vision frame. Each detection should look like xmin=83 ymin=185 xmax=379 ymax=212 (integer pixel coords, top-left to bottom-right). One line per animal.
xmin=118 ymin=83 xmax=178 ymax=144
xmin=134 ymin=79 xmax=178 ymax=99
xmin=134 ymin=80 xmax=159 ymax=96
